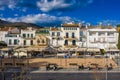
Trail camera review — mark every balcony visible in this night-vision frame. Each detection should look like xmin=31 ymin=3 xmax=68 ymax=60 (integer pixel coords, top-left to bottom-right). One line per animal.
xmin=22 ymin=37 xmax=35 ymax=40
xmin=64 ymin=36 xmax=78 ymax=41
xmin=64 ymin=44 xmax=77 ymax=48
xmin=108 ymin=41 xmax=116 ymax=43
xmin=51 ymin=36 xmax=63 ymax=39
xmin=53 ymin=45 xmax=62 ymax=48
xmin=90 ymin=41 xmax=107 ymax=43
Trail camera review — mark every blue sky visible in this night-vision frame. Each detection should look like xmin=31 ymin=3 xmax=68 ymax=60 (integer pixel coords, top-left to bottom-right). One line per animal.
xmin=0 ymin=0 xmax=120 ymax=26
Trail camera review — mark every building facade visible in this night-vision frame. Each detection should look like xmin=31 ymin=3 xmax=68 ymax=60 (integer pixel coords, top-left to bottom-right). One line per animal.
xmin=21 ymin=27 xmax=36 ymax=46
xmin=85 ymin=26 xmax=118 ymax=50
xmin=0 ymin=27 xmax=9 ymax=42
xmin=5 ymin=28 xmax=21 ymax=46
xmin=61 ymin=22 xmax=80 ymax=48
xmin=0 ymin=23 xmax=118 ymax=52
xmin=49 ymin=27 xmax=63 ymax=48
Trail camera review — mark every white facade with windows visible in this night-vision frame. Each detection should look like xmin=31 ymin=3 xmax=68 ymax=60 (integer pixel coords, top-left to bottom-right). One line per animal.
xmin=0 ymin=23 xmax=118 ymax=52
xmin=5 ymin=28 xmax=21 ymax=46
xmin=6 ymin=34 xmax=21 ymax=46
xmin=49 ymin=24 xmax=119 ymax=50
xmin=85 ymin=27 xmax=118 ymax=50
xmin=61 ymin=22 xmax=81 ymax=48
xmin=21 ymin=27 xmax=36 ymax=46
xmin=49 ymin=28 xmax=63 ymax=47
xmin=49 ymin=23 xmax=81 ymax=49
xmin=0 ymin=31 xmax=8 ymax=42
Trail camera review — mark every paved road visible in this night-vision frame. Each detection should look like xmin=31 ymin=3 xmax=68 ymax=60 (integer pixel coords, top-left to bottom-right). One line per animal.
xmin=0 ymin=71 xmax=120 ymax=80
xmin=1 ymin=68 xmax=120 ymax=80
xmin=30 ymin=72 xmax=120 ymax=80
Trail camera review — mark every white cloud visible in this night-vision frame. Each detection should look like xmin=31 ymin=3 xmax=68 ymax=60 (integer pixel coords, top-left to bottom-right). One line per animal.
xmin=0 ymin=0 xmax=17 ymax=10
xmin=37 ymin=0 xmax=93 ymax=12
xmin=22 ymin=8 xmax=27 ymax=12
xmin=98 ymin=19 xmax=120 ymax=26
xmin=2 ymin=13 xmax=73 ymax=25
xmin=0 ymin=0 xmax=93 ymax=12
xmin=37 ymin=0 xmax=71 ymax=12
xmin=14 ymin=14 xmax=18 ymax=16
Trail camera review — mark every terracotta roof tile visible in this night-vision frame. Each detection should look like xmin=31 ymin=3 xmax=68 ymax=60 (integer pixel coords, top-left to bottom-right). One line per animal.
xmin=0 ymin=27 xmax=9 ymax=31
xmin=50 ymin=28 xmax=61 ymax=31
xmin=62 ymin=24 xmax=79 ymax=27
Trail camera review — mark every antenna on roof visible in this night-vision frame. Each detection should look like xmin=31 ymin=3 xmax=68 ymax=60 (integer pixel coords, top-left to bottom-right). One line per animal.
xmin=79 ymin=23 xmax=82 ymax=27
xmin=86 ymin=23 xmax=91 ymax=26
xmin=107 ymin=23 xmax=111 ymax=26
xmin=99 ymin=22 xmax=102 ymax=26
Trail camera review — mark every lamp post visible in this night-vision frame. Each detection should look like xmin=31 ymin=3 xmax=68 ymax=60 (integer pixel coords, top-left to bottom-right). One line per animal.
xmin=105 ymin=52 xmax=108 ymax=80
xmin=118 ymin=50 xmax=120 ymax=70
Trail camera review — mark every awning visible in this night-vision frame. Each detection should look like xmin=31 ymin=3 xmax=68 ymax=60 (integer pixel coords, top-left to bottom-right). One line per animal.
xmin=106 ymin=49 xmax=120 ymax=52
xmin=43 ymin=47 xmax=57 ymax=53
xmin=87 ymin=48 xmax=100 ymax=52
xmin=76 ymin=48 xmax=87 ymax=51
xmin=0 ymin=48 xmax=10 ymax=51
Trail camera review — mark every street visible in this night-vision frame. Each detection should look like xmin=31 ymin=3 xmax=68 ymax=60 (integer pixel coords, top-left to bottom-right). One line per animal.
xmin=0 ymin=69 xmax=120 ymax=80
xmin=30 ymin=72 xmax=120 ymax=80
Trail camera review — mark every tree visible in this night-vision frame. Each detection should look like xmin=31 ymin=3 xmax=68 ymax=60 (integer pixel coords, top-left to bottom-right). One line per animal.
xmin=117 ymin=31 xmax=120 ymax=50
xmin=100 ymin=49 xmax=106 ymax=55
xmin=0 ymin=41 xmax=7 ymax=47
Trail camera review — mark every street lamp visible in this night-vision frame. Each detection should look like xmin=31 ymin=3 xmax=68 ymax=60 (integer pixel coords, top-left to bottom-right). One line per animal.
xmin=105 ymin=52 xmax=108 ymax=80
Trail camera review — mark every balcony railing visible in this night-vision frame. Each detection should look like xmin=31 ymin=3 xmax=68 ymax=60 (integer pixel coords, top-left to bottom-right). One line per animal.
xmin=64 ymin=44 xmax=77 ymax=48
xmin=90 ymin=41 xmax=107 ymax=43
xmin=64 ymin=36 xmax=78 ymax=40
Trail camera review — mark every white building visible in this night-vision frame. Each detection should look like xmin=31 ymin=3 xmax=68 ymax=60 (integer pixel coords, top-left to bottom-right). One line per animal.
xmin=49 ymin=27 xmax=63 ymax=48
xmin=85 ymin=26 xmax=118 ymax=50
xmin=21 ymin=27 xmax=36 ymax=46
xmin=61 ymin=22 xmax=81 ymax=48
xmin=5 ymin=28 xmax=21 ymax=46
xmin=0 ymin=28 xmax=9 ymax=42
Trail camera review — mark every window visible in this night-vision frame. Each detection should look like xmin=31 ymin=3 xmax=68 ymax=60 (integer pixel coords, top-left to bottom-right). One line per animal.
xmin=66 ymin=32 xmax=69 ymax=38
xmin=27 ymin=34 xmax=29 ymax=38
xmin=24 ymin=40 xmax=26 ymax=45
xmin=64 ymin=28 xmax=66 ymax=30
xmin=52 ymin=32 xmax=55 ymax=36
xmin=72 ymin=32 xmax=75 ymax=38
xmin=80 ymin=31 xmax=83 ymax=36
xmin=31 ymin=34 xmax=33 ymax=38
xmin=64 ymin=40 xmax=68 ymax=45
xmin=66 ymin=28 xmax=68 ymax=30
xmin=72 ymin=40 xmax=76 ymax=45
xmin=9 ymin=39 xmax=12 ymax=45
xmin=107 ymin=33 xmax=114 ymax=36
xmin=42 ymin=40 xmax=45 ymax=43
xmin=80 ymin=37 xmax=82 ymax=41
xmin=14 ymin=39 xmax=17 ymax=45
xmin=37 ymin=39 xmax=40 ymax=43
xmin=23 ymin=34 xmax=26 ymax=38
xmin=31 ymin=40 xmax=33 ymax=45
xmin=57 ymin=32 xmax=60 ymax=36
xmin=89 ymin=32 xmax=95 ymax=36
xmin=98 ymin=32 xmax=105 ymax=36
xmin=76 ymin=28 xmax=77 ymax=30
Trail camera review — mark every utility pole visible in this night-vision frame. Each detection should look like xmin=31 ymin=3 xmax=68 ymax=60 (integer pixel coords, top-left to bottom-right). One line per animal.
xmin=106 ymin=53 xmax=108 ymax=80
xmin=1 ymin=58 xmax=5 ymax=80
